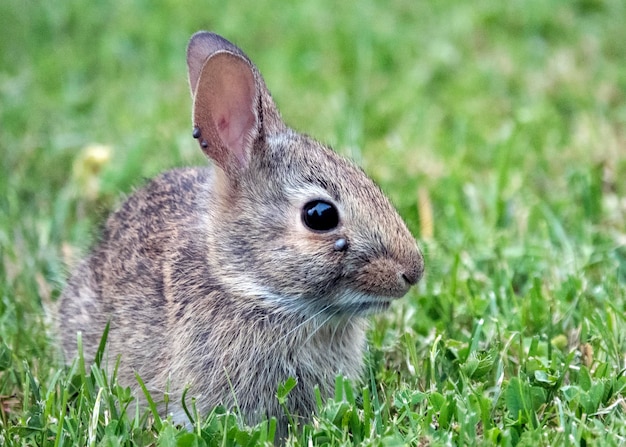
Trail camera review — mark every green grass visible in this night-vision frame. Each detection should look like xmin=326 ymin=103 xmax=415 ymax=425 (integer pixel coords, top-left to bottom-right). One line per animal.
xmin=1 ymin=0 xmax=626 ymax=445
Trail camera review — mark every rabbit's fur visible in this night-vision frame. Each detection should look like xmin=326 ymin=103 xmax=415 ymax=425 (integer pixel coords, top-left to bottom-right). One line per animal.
xmin=59 ymin=32 xmax=424 ymax=433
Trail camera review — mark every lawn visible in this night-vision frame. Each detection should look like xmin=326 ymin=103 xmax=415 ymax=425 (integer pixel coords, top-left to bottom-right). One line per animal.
xmin=1 ymin=0 xmax=626 ymax=445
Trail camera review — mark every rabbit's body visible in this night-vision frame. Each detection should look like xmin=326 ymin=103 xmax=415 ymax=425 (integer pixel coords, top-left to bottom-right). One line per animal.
xmin=59 ymin=32 xmax=423 ymax=432
xmin=62 ymin=165 xmax=367 ymax=423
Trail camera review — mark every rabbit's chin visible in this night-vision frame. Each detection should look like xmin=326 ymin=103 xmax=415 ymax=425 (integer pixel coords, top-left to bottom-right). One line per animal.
xmin=239 ymin=285 xmax=396 ymax=318
xmin=223 ymin=277 xmax=399 ymax=318
xmin=330 ymin=290 xmax=397 ymax=316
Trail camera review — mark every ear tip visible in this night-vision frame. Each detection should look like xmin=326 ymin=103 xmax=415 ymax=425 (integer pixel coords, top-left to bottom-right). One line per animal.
xmin=187 ymin=32 xmax=238 ymax=59
xmin=187 ymin=31 xmax=213 ymax=61
xmin=187 ymin=32 xmax=254 ymax=98
xmin=187 ymin=31 xmax=215 ymax=50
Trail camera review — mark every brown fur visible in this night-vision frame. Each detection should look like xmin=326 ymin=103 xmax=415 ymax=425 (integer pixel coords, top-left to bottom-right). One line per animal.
xmin=59 ymin=32 xmax=424 ymax=436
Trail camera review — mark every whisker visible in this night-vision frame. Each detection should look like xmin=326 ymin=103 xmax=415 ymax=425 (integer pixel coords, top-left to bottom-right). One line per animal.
xmin=337 ymin=307 xmax=359 ymax=345
xmin=302 ymin=307 xmax=340 ymax=348
xmin=269 ymin=304 xmax=331 ymax=350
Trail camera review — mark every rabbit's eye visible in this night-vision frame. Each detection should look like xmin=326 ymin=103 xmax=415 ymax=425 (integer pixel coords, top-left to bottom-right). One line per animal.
xmin=302 ymin=200 xmax=339 ymax=232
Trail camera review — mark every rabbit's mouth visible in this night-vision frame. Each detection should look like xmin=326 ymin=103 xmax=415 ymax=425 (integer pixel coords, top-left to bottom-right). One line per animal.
xmin=357 ymin=299 xmax=392 ymax=314
xmin=331 ymin=290 xmax=398 ymax=316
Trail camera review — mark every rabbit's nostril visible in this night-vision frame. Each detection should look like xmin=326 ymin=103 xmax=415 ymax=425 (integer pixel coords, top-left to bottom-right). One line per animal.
xmin=401 ymin=266 xmax=421 ymax=286
xmin=400 ymin=249 xmax=425 ymax=286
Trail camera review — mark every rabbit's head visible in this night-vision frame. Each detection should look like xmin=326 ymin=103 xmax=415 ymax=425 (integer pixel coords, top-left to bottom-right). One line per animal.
xmin=187 ymin=32 xmax=423 ymax=318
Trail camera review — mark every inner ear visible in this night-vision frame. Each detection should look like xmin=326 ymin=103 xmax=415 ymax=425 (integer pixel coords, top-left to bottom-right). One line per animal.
xmin=193 ymin=52 xmax=258 ymax=171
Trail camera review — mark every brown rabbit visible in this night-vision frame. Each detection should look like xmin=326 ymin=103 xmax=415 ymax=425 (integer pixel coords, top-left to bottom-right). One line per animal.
xmin=59 ymin=32 xmax=424 ymax=435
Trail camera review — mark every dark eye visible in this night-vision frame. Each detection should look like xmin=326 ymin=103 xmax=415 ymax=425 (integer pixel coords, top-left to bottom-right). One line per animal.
xmin=302 ymin=200 xmax=339 ymax=232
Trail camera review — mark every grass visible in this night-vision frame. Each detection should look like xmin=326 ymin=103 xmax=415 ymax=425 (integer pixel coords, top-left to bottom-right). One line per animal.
xmin=1 ymin=0 xmax=626 ymax=445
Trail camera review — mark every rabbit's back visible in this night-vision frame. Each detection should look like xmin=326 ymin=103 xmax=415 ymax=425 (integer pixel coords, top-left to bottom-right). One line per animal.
xmin=59 ymin=168 xmax=212 ymax=377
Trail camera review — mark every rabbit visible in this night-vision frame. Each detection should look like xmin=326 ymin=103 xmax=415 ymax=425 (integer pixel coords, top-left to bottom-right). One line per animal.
xmin=58 ymin=31 xmax=424 ymax=436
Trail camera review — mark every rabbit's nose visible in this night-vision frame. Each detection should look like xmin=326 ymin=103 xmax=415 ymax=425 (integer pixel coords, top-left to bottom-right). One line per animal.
xmin=401 ymin=272 xmax=418 ymax=286
xmin=400 ymin=247 xmax=424 ymax=286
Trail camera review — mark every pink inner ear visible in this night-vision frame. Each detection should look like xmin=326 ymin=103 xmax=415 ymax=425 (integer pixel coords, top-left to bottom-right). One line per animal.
xmin=192 ymin=52 xmax=259 ymax=171
xmin=213 ymin=79 xmax=256 ymax=165
xmin=217 ymin=117 xmax=229 ymax=131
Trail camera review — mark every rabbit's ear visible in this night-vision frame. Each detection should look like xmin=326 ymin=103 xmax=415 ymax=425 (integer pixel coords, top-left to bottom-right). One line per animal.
xmin=187 ymin=32 xmax=245 ymax=99
xmin=187 ymin=32 xmax=285 ymax=173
